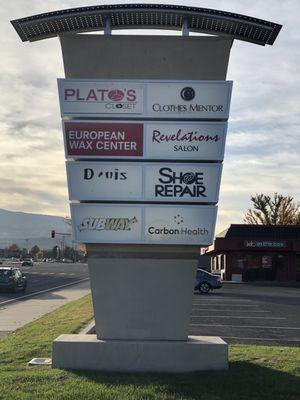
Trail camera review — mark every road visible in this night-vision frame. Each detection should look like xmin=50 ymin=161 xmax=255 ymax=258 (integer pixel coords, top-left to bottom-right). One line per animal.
xmin=190 ymin=283 xmax=300 ymax=346
xmin=0 ymin=262 xmax=89 ymax=305
xmin=1 ymin=264 xmax=299 ymax=347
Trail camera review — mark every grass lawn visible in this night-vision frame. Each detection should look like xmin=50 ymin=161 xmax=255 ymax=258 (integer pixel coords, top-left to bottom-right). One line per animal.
xmin=0 ymin=294 xmax=299 ymax=400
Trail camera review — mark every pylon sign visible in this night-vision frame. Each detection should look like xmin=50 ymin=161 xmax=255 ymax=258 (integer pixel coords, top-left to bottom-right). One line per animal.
xmin=58 ymin=79 xmax=232 ymax=245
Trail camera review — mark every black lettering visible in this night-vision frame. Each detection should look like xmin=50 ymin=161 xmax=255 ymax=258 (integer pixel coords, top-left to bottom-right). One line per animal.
xmin=84 ymin=168 xmax=94 ymax=180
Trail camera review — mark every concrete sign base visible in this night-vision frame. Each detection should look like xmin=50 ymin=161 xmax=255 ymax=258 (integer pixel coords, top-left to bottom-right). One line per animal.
xmin=52 ymin=334 xmax=228 ymax=372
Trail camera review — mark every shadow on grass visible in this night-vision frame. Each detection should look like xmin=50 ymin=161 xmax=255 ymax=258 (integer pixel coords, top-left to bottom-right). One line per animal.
xmin=69 ymin=360 xmax=300 ymax=400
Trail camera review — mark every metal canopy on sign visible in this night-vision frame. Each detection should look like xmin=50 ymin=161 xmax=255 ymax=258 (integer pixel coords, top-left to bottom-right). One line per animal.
xmin=11 ymin=3 xmax=281 ymax=46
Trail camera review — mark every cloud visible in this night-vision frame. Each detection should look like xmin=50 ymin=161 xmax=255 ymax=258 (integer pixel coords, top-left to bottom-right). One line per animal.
xmin=0 ymin=0 xmax=299 ymax=235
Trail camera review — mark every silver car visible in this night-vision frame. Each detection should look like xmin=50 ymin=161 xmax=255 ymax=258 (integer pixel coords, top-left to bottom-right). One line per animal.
xmin=194 ymin=268 xmax=222 ymax=294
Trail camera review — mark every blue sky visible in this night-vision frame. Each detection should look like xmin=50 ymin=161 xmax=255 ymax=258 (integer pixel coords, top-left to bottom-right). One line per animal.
xmin=0 ymin=0 xmax=299 ymax=233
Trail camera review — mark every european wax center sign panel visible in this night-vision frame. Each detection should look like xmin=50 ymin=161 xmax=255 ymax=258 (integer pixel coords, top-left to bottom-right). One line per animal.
xmin=58 ymin=79 xmax=232 ymax=119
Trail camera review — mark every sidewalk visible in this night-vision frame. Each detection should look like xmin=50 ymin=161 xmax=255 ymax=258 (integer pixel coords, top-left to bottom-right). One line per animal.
xmin=0 ymin=280 xmax=91 ymax=338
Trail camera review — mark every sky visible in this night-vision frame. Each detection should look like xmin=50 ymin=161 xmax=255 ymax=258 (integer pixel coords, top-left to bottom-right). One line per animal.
xmin=0 ymin=0 xmax=299 ymax=234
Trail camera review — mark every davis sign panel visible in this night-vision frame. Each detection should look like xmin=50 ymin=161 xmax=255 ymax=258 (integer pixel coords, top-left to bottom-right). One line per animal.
xmin=58 ymin=79 xmax=232 ymax=119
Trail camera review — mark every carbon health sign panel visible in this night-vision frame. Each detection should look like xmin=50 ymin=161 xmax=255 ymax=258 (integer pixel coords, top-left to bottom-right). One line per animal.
xmin=70 ymin=204 xmax=217 ymax=245
xmin=63 ymin=120 xmax=227 ymax=160
xmin=58 ymin=79 xmax=232 ymax=119
xmin=66 ymin=161 xmax=222 ymax=203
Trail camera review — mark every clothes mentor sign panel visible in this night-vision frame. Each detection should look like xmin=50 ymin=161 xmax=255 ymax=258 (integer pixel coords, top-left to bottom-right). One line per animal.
xmin=63 ymin=120 xmax=227 ymax=160
xmin=58 ymin=79 xmax=232 ymax=119
xmin=66 ymin=161 xmax=222 ymax=203
xmin=70 ymin=204 xmax=217 ymax=245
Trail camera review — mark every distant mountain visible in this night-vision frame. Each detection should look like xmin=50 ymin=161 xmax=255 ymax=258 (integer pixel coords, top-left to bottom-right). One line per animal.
xmin=0 ymin=208 xmax=72 ymax=249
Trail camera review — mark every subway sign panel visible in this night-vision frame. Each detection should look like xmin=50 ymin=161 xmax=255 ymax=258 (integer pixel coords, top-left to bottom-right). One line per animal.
xmin=70 ymin=203 xmax=217 ymax=245
xmin=66 ymin=161 xmax=222 ymax=203
xmin=58 ymin=79 xmax=232 ymax=119
xmin=63 ymin=120 xmax=227 ymax=160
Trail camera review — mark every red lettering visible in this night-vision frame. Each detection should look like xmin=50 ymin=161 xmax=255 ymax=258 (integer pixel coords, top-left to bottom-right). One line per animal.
xmin=64 ymin=89 xmax=75 ymax=100
xmin=86 ymin=89 xmax=97 ymax=101
xmin=127 ymin=89 xmax=136 ymax=101
xmin=97 ymin=89 xmax=108 ymax=101
xmin=76 ymin=89 xmax=85 ymax=101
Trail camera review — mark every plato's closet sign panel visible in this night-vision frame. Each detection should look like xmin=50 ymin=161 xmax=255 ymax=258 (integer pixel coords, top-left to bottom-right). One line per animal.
xmin=66 ymin=161 xmax=222 ymax=203
xmin=58 ymin=79 xmax=232 ymax=119
xmin=63 ymin=120 xmax=227 ymax=161
xmin=70 ymin=204 xmax=217 ymax=245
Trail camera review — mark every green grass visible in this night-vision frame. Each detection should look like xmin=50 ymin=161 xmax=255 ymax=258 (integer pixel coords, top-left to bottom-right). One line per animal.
xmin=0 ymin=294 xmax=299 ymax=400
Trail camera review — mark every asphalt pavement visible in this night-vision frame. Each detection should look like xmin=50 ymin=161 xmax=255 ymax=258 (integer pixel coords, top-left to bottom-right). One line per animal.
xmin=0 ymin=261 xmax=89 ymax=304
xmin=1 ymin=263 xmax=299 ymax=347
xmin=190 ymin=283 xmax=300 ymax=346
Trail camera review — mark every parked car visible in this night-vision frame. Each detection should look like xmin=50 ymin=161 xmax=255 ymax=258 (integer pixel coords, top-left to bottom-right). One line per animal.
xmin=0 ymin=267 xmax=27 ymax=292
xmin=21 ymin=259 xmax=34 ymax=267
xmin=194 ymin=268 xmax=222 ymax=294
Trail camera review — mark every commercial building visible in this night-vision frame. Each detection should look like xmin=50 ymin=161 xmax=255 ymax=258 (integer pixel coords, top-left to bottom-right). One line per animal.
xmin=206 ymin=225 xmax=300 ymax=282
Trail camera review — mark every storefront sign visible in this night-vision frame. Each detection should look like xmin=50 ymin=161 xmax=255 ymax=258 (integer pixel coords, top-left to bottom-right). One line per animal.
xmin=63 ymin=121 xmax=143 ymax=157
xmin=63 ymin=120 xmax=227 ymax=160
xmin=58 ymin=79 xmax=232 ymax=119
xmin=58 ymin=80 xmax=143 ymax=115
xmin=244 ymin=240 xmax=287 ymax=249
xmin=66 ymin=162 xmax=222 ymax=203
xmin=70 ymin=204 xmax=217 ymax=245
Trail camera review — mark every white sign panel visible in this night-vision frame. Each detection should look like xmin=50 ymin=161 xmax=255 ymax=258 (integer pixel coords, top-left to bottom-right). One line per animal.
xmin=58 ymin=79 xmax=232 ymax=119
xmin=66 ymin=162 xmax=222 ymax=203
xmin=70 ymin=204 xmax=217 ymax=245
xmin=63 ymin=120 xmax=227 ymax=161
xmin=144 ymin=205 xmax=217 ymax=245
xmin=144 ymin=121 xmax=227 ymax=160
xmin=67 ymin=162 xmax=143 ymax=201
xmin=58 ymin=81 xmax=144 ymax=115
xmin=71 ymin=204 xmax=142 ymax=243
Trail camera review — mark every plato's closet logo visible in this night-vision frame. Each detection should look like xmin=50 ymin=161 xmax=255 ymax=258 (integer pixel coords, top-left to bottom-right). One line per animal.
xmin=78 ymin=217 xmax=138 ymax=232
xmin=64 ymin=87 xmax=137 ymax=110
xmin=155 ymin=167 xmax=206 ymax=198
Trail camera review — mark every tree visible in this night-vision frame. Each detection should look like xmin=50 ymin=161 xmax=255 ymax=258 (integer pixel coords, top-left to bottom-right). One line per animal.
xmin=29 ymin=245 xmax=40 ymax=259
xmin=244 ymin=193 xmax=300 ymax=225
xmin=8 ymin=243 xmax=20 ymax=252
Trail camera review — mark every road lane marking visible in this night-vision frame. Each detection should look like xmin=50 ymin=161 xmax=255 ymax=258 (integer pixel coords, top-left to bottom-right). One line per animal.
xmin=191 ymin=309 xmax=270 ymax=313
xmin=190 ymin=316 xmax=285 ymax=320
xmin=192 ymin=304 xmax=260 ymax=307
xmin=0 ymin=278 xmax=90 ymax=307
xmin=221 ymin=336 xmax=300 ymax=342
xmin=190 ymin=323 xmax=300 ymax=330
